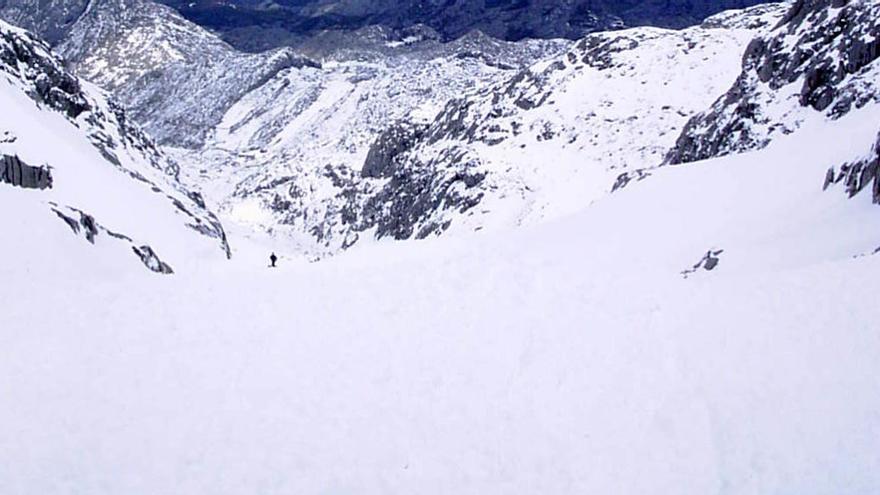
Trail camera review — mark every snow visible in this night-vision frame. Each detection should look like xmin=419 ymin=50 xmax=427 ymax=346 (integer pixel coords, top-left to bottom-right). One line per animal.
xmin=2 ymin=2 xmax=880 ymax=492
xmin=2 ymin=94 xmax=880 ymax=494
xmin=0 ymin=19 xmax=228 ymax=271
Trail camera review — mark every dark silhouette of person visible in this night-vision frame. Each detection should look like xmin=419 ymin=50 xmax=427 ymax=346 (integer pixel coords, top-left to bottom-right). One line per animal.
xmin=270 ymin=252 xmax=278 ymax=268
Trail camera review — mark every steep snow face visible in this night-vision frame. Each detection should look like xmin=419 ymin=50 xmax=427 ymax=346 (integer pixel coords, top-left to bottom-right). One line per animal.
xmin=667 ymin=0 xmax=880 ymax=165
xmin=0 ymin=20 xmax=229 ymax=273
xmin=186 ymin=4 xmax=785 ymax=258
xmin=37 ymin=0 xmax=320 ymax=148
xmin=2 ymin=94 xmax=880 ymax=495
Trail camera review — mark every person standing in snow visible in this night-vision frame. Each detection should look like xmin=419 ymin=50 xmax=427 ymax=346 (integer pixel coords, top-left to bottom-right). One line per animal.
xmin=269 ymin=252 xmax=278 ymax=268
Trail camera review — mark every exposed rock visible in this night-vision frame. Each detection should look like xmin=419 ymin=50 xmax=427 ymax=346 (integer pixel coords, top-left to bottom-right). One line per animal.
xmin=132 ymin=245 xmax=174 ymax=274
xmin=51 ymin=205 xmax=99 ymax=244
xmin=51 ymin=203 xmax=175 ymax=273
xmin=611 ymin=169 xmax=653 ymax=193
xmin=681 ymin=249 xmax=724 ymax=278
xmin=362 ymin=122 xmax=428 ymax=179
xmin=667 ymin=0 xmax=880 ymax=165
xmin=1 ymin=154 xmax=52 ymax=189
xmin=824 ymin=131 xmax=880 ymax=204
xmin=0 ymin=23 xmax=90 ymax=119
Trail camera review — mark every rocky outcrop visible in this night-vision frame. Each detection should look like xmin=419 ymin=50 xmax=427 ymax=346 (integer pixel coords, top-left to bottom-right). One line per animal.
xmin=824 ymin=131 xmax=880 ymax=204
xmin=666 ymin=0 xmax=880 ymax=165
xmin=1 ymin=154 xmax=52 ymax=189
xmin=51 ymin=203 xmax=175 ymax=273
xmin=362 ymin=122 xmax=429 ymax=179
xmin=52 ymin=206 xmax=99 ymax=243
xmin=358 ymin=147 xmax=487 ymax=241
xmin=0 ymin=23 xmax=90 ymax=118
xmin=681 ymin=249 xmax=724 ymax=278
xmin=132 ymin=245 xmax=174 ymax=274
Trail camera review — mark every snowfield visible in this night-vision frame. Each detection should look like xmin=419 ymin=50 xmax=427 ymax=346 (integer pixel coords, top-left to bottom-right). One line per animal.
xmin=2 ymin=0 xmax=880 ymax=492
xmin=2 ymin=101 xmax=879 ymax=494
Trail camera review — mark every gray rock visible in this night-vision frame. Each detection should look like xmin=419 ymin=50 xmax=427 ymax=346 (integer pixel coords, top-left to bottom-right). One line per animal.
xmin=132 ymin=245 xmax=174 ymax=274
xmin=666 ymin=0 xmax=880 ymax=165
xmin=1 ymin=155 xmax=53 ymax=189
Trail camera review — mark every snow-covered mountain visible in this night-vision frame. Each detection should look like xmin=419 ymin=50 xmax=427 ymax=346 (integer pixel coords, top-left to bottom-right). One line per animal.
xmin=667 ymin=0 xmax=880 ymax=205
xmin=668 ymin=0 xmax=880 ymax=164
xmin=0 ymin=0 xmax=321 ymax=147
xmin=7 ymin=0 xmax=877 ymax=264
xmin=160 ymin=3 xmax=785 ymax=257
xmin=2 ymin=1 xmax=880 ymax=492
xmin=0 ymin=19 xmax=229 ymax=274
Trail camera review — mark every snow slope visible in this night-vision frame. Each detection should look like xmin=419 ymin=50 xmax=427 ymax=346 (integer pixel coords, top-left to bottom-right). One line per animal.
xmin=0 ymin=19 xmax=229 ymax=274
xmin=1 ymin=79 xmax=879 ymax=494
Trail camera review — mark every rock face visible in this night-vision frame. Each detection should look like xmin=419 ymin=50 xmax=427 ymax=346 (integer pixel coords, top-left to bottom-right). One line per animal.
xmin=156 ymin=0 xmax=778 ymax=52
xmin=824 ymin=131 xmax=880 ymax=204
xmin=1 ymin=154 xmax=52 ymax=189
xmin=0 ymin=21 xmax=89 ymax=118
xmin=666 ymin=0 xmax=880 ymax=165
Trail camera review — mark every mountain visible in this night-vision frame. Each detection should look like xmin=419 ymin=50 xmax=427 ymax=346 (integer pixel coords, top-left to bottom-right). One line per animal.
xmin=163 ymin=3 xmax=785 ymax=258
xmin=2 ymin=1 xmax=880 ymax=492
xmin=0 ymin=0 xmax=320 ymax=147
xmin=157 ymin=0 xmax=779 ymax=52
xmin=0 ymin=19 xmax=229 ymax=274
xmin=667 ymin=0 xmax=880 ymax=204
xmin=667 ymin=0 xmax=880 ymax=164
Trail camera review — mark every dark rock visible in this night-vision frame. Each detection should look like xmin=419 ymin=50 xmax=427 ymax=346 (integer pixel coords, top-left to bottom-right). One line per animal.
xmin=0 ymin=154 xmax=53 ymax=189
xmin=830 ymin=131 xmax=880 ymax=204
xmin=132 ymin=245 xmax=174 ymax=274
xmin=362 ymin=122 xmax=428 ymax=179
xmin=681 ymin=249 xmax=724 ymax=278
xmin=0 ymin=27 xmax=90 ymax=119
xmin=667 ymin=0 xmax=880 ymax=165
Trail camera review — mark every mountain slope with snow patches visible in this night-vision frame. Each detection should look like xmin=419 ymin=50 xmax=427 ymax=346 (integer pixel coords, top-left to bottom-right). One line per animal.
xmin=0 ymin=19 xmax=229 ymax=274
xmin=51 ymin=0 xmax=320 ymax=148
xmin=667 ymin=0 xmax=880 ymax=165
xmin=179 ymin=3 xmax=785 ymax=257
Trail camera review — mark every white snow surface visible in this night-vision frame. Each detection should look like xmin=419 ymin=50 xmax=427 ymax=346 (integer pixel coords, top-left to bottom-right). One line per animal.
xmin=2 ymin=96 xmax=880 ymax=494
